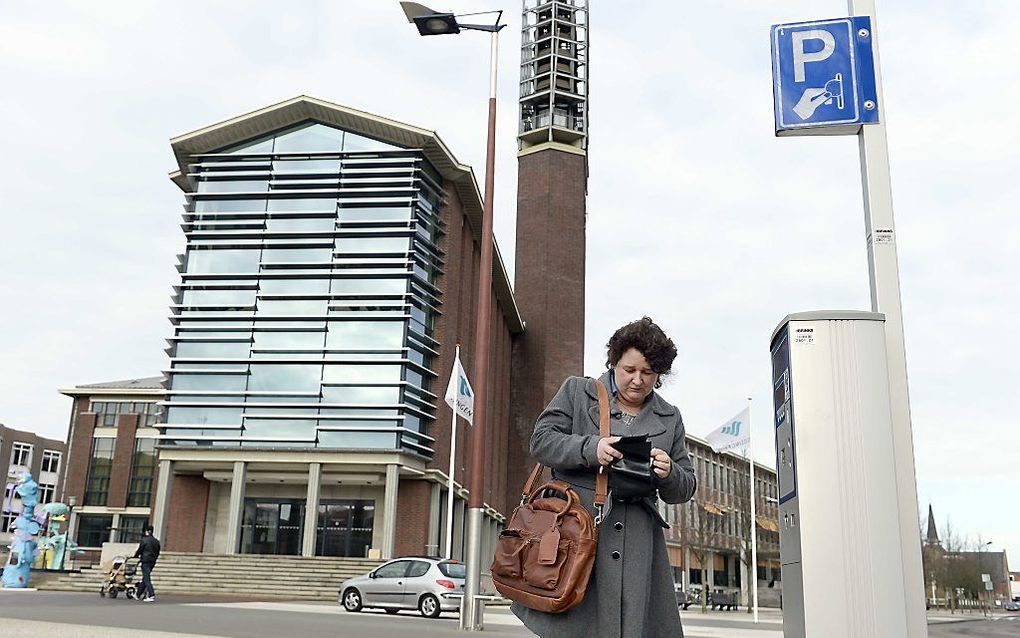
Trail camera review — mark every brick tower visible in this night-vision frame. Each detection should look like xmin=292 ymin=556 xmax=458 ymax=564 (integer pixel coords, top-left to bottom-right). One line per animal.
xmin=508 ymin=0 xmax=589 ymax=499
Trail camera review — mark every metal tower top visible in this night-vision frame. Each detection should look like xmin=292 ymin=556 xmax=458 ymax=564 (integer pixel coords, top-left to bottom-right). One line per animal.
xmin=518 ymin=0 xmax=588 ymax=154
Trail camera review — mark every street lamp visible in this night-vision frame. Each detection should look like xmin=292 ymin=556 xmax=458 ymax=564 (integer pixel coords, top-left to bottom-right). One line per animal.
xmin=399 ymin=3 xmax=506 ymax=632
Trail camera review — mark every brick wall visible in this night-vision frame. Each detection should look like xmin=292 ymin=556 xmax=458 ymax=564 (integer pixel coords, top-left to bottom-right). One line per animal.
xmin=394 ymin=480 xmax=431 ymax=556
xmin=165 ymin=474 xmax=210 ymax=551
xmin=63 ymin=413 xmax=97 ymax=504
xmin=107 ymin=414 xmax=140 ymax=508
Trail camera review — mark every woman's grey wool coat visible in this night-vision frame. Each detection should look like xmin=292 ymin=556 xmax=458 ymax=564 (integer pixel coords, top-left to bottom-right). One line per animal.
xmin=511 ymin=372 xmax=698 ymax=638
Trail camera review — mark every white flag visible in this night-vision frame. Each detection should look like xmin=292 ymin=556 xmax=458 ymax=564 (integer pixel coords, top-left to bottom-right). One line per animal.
xmin=444 ymin=353 xmax=475 ymax=424
xmin=706 ymin=407 xmax=751 ymax=453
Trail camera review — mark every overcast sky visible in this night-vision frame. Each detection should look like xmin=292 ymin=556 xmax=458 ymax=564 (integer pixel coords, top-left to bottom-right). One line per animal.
xmin=1 ymin=1 xmax=1016 ymax=561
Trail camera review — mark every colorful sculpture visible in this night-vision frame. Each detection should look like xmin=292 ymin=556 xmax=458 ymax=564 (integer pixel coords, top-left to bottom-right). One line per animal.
xmin=2 ymin=471 xmax=42 ymax=588
xmin=33 ymin=502 xmax=80 ymax=570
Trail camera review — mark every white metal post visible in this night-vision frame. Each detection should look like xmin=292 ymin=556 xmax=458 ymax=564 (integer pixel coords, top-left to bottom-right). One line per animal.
xmin=446 ymin=345 xmax=460 ymax=560
xmin=748 ymin=398 xmax=759 ymax=623
xmin=845 ymin=2 xmax=927 ymax=636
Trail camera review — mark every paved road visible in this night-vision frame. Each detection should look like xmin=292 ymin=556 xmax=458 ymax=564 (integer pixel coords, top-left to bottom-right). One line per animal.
xmin=1 ymin=592 xmax=1015 ymax=637
xmin=0 ymin=592 xmax=781 ymax=638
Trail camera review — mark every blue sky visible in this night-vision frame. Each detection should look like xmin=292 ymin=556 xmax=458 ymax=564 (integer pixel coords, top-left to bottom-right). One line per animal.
xmin=0 ymin=1 xmax=1016 ymax=562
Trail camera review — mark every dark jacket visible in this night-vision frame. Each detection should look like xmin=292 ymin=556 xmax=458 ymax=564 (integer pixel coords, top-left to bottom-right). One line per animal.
xmin=511 ymin=373 xmax=698 ymax=638
xmin=134 ymin=535 xmax=161 ymax=565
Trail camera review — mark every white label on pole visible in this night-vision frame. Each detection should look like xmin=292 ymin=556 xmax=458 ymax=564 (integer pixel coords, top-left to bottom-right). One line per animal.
xmin=873 ymin=228 xmax=894 ymax=244
xmin=793 ymin=327 xmax=815 ymax=345
xmin=985 ymin=582 xmax=994 ymax=591
xmin=982 ymin=573 xmax=992 ymax=583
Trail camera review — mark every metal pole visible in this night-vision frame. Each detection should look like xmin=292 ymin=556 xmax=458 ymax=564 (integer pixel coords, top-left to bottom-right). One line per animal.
xmin=845 ymin=2 xmax=927 ymax=636
xmin=748 ymin=398 xmax=758 ymax=624
xmin=461 ymin=25 xmax=499 ymax=632
xmin=447 ymin=345 xmax=460 ymax=560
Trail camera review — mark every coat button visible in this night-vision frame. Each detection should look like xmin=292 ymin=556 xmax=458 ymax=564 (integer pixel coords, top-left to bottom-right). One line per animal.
xmin=611 ymin=550 xmax=621 ymax=560
xmin=614 ymin=521 xmax=624 ymax=531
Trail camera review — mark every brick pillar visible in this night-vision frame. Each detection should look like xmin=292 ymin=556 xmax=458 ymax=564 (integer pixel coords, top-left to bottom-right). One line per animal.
xmin=509 ymin=148 xmax=587 ymax=509
xmin=107 ymin=414 xmax=139 ymax=508
xmin=394 ymin=480 xmax=430 ymax=557
xmin=64 ymin=413 xmax=97 ymax=504
xmin=165 ymin=474 xmax=210 ymax=552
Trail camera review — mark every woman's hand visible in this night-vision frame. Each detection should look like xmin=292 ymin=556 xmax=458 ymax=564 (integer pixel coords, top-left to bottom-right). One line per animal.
xmin=597 ymin=436 xmax=622 ymax=466
xmin=650 ymin=447 xmax=671 ymax=479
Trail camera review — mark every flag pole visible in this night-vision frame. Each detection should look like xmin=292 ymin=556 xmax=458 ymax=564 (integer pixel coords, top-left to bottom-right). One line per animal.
xmin=748 ymin=396 xmax=759 ymax=624
xmin=445 ymin=344 xmax=460 ymax=560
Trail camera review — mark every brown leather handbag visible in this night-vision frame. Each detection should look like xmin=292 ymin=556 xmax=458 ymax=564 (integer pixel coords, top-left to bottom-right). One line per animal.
xmin=490 ymin=378 xmax=610 ymax=613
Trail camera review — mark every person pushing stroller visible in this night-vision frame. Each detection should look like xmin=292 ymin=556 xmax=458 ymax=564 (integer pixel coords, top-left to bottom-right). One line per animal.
xmin=133 ymin=525 xmax=160 ymax=602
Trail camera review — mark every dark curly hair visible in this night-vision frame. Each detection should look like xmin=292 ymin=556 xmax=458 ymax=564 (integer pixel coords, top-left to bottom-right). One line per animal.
xmin=605 ymin=317 xmax=677 ymax=388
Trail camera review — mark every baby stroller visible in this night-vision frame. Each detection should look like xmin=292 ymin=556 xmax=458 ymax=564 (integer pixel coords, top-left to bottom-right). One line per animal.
xmin=99 ymin=555 xmax=141 ymax=599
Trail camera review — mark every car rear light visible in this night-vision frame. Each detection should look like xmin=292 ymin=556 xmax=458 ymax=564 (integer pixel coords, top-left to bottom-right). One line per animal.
xmin=436 ymin=579 xmax=456 ymax=589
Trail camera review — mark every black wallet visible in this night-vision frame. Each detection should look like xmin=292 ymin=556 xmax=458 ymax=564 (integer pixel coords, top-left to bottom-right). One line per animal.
xmin=608 ymin=435 xmax=656 ymax=499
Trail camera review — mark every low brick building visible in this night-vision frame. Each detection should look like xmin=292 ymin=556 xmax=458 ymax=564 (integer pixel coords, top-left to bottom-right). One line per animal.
xmin=58 ymin=378 xmax=165 ymax=549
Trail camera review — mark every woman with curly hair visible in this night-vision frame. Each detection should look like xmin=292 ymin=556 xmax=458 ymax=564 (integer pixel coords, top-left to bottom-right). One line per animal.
xmin=512 ymin=317 xmax=698 ymax=638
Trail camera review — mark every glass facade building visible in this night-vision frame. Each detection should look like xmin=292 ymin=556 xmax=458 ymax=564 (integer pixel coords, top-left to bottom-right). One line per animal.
xmin=162 ymin=122 xmax=444 ymax=458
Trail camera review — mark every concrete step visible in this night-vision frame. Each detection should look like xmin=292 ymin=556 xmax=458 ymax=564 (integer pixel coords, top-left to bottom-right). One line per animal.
xmin=35 ymin=552 xmax=386 ymax=601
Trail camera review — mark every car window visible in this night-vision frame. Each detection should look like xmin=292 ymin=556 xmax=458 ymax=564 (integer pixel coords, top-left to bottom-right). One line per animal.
xmin=374 ymin=561 xmax=409 ymax=578
xmin=407 ymin=561 xmax=430 ymax=578
xmin=438 ymin=561 xmax=466 ymax=578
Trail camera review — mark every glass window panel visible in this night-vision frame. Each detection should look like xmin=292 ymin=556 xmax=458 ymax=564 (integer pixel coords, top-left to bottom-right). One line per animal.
xmin=166 ymin=407 xmax=243 ymax=425
xmin=181 ymin=289 xmax=257 ymax=306
xmin=273 ymin=158 xmax=341 ymax=173
xmin=336 ymin=237 xmax=409 ymax=254
xmin=176 ymin=330 xmax=252 ymax=341
xmin=339 ymin=207 xmax=412 ymax=222
xmin=186 ymin=249 xmax=262 ymax=274
xmin=253 ymin=331 xmax=325 ymax=350
xmin=261 ymin=248 xmax=332 ymax=263
xmin=330 ymin=278 xmax=407 ymax=294
xmin=321 ymin=386 xmax=401 ymax=404
xmin=194 ymin=199 xmax=268 ymax=213
xmin=243 ymin=419 xmax=317 ymax=438
xmin=317 ymin=431 xmax=398 ymax=449
xmin=197 ymin=180 xmax=268 ymax=194
xmin=247 ymin=364 xmax=322 ymax=392
xmin=76 ymin=515 xmax=114 ymax=547
xmin=175 ymin=341 xmax=251 ymax=359
xmin=257 ymin=299 xmax=327 ymax=315
xmin=245 ymin=395 xmax=321 ymax=403
xmin=221 ymin=136 xmax=274 ymax=154
xmin=265 ymin=217 xmax=335 ymax=232
xmin=267 ymin=198 xmax=337 ymax=212
xmin=405 ymin=369 xmax=423 ymax=388
xmin=273 ymin=123 xmax=344 ymax=153
xmin=342 ymin=132 xmax=399 ymax=152
xmin=259 ymin=279 xmax=330 ymax=294
xmin=322 ymin=365 xmax=401 ymax=384
xmin=325 ymin=321 xmax=404 ymax=349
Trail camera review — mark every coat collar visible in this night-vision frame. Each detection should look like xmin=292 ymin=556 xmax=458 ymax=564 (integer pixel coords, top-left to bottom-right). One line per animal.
xmin=585 ymin=370 xmax=676 ymax=424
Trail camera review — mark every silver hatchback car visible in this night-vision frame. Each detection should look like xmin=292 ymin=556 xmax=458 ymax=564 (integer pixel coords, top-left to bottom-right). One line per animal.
xmin=339 ymin=556 xmax=466 ymax=618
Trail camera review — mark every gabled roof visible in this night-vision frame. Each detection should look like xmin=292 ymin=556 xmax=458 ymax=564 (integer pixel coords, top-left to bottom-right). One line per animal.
xmin=168 ymin=95 xmax=523 ymax=333
xmin=59 ymin=376 xmax=167 ymax=397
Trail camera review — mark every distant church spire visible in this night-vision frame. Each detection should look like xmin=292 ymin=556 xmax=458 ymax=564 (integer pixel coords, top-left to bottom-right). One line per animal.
xmin=925 ymin=504 xmax=940 ymax=545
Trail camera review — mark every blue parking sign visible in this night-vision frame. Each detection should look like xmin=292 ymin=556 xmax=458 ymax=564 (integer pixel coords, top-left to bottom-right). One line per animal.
xmin=771 ymin=17 xmax=879 ymax=136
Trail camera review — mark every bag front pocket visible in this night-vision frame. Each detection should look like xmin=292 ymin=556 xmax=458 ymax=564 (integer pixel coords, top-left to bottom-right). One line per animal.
xmin=522 ymin=539 xmax=569 ymax=590
xmin=492 ymin=531 xmax=527 ymax=579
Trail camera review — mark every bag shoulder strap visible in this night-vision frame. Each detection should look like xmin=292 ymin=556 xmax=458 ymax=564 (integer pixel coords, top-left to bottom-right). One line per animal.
xmin=521 ymin=377 xmax=612 ymax=508
xmin=593 ymin=378 xmax=610 ymax=509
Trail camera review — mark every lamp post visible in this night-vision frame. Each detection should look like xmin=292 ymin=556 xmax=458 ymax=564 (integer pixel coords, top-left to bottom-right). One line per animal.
xmin=399 ymin=3 xmax=505 ymax=631
xmin=980 ymin=541 xmax=993 ymax=617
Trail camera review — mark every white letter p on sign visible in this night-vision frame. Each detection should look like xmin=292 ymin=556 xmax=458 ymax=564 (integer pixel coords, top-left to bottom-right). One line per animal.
xmin=792 ymin=29 xmax=835 ymax=82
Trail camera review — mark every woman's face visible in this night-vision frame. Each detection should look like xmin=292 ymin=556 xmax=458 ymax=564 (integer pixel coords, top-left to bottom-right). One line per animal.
xmin=613 ymin=347 xmax=659 ymax=406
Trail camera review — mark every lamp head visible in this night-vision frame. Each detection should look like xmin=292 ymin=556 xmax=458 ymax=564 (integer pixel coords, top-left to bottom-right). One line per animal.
xmin=399 ymin=2 xmax=460 ymax=36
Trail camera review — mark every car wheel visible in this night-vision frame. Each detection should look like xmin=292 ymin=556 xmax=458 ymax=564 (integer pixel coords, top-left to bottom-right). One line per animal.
xmin=419 ymin=593 xmax=441 ymax=619
xmin=385 ymin=608 xmax=399 ymax=615
xmin=342 ymin=588 xmax=363 ymax=612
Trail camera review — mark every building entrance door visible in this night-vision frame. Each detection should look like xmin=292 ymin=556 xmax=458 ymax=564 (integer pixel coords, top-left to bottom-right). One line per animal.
xmin=239 ymin=499 xmax=304 ymax=555
xmin=315 ymin=500 xmax=374 ymax=557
